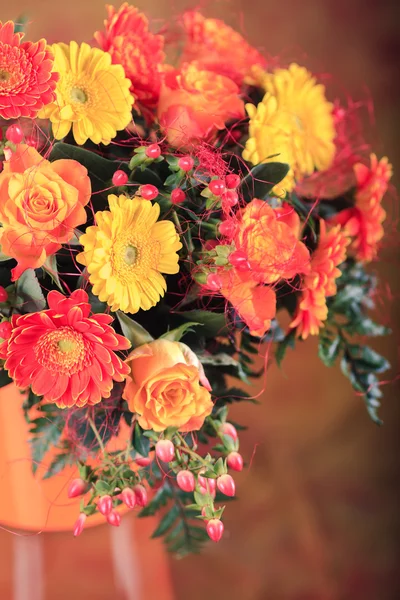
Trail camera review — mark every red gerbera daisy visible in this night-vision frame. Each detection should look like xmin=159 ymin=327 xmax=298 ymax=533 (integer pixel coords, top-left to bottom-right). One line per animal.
xmin=0 ymin=290 xmax=131 ymax=409
xmin=0 ymin=21 xmax=58 ymax=120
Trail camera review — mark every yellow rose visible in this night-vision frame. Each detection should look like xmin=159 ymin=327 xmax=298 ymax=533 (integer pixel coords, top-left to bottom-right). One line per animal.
xmin=123 ymin=339 xmax=213 ymax=432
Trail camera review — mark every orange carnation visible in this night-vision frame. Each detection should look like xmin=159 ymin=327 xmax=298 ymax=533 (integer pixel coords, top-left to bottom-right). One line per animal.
xmin=290 ymin=220 xmax=349 ymax=339
xmin=0 ymin=290 xmax=130 ymax=409
xmin=123 ymin=339 xmax=213 ymax=432
xmin=333 ymin=154 xmax=392 ymax=262
xmin=0 ymin=144 xmax=91 ymax=280
xmin=0 ymin=21 xmax=58 ymax=119
xmin=181 ymin=11 xmax=266 ymax=86
xmin=233 ymin=200 xmax=310 ymax=284
xmin=94 ymin=3 xmax=165 ymax=108
xmin=157 ymin=62 xmax=245 ymax=149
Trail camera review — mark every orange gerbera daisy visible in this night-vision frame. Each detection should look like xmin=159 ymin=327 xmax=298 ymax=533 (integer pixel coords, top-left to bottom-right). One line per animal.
xmin=333 ymin=154 xmax=392 ymax=262
xmin=181 ymin=11 xmax=266 ymax=86
xmin=0 ymin=21 xmax=58 ymax=119
xmin=94 ymin=3 xmax=165 ymax=108
xmin=0 ymin=290 xmax=130 ymax=409
xmin=290 ymin=221 xmax=349 ymax=339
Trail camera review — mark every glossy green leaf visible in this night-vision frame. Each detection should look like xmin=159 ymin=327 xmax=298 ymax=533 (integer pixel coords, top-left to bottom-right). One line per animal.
xmin=240 ymin=162 xmax=290 ymax=202
xmin=116 ymin=311 xmax=154 ymax=347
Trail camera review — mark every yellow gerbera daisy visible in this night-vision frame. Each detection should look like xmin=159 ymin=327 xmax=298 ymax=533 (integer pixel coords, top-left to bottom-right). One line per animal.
xmin=38 ymin=41 xmax=133 ymax=145
xmin=243 ymin=63 xmax=336 ymax=194
xmin=77 ymin=195 xmax=182 ymax=313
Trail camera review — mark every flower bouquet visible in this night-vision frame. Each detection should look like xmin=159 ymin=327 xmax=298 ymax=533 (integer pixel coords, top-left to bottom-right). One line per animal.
xmin=0 ymin=6 xmax=393 ymax=554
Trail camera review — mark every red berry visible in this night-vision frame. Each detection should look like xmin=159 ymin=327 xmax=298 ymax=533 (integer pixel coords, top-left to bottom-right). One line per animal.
xmin=73 ymin=513 xmax=86 ymax=537
xmin=135 ymin=455 xmax=152 ymax=467
xmin=171 ymin=188 xmax=185 ymax=204
xmin=120 ymin=487 xmax=136 ymax=509
xmin=203 ymin=240 xmax=218 ymax=251
xmin=107 ymin=510 xmax=121 ymax=527
xmin=6 ymin=124 xmax=24 ymax=144
xmin=229 ymin=250 xmax=251 ymax=271
xmin=220 ymin=422 xmax=238 ymax=441
xmin=140 ymin=184 xmax=158 ymax=200
xmin=222 ymin=190 xmax=239 ymax=207
xmin=112 ymin=169 xmax=128 ymax=186
xmin=25 ymin=134 xmax=39 ymax=149
xmin=227 ymin=452 xmax=243 ymax=472
xmin=145 ymin=143 xmax=161 ymax=159
xmin=205 ymin=273 xmax=223 ymax=292
xmin=134 ymin=484 xmax=148 ymax=507
xmin=177 ymin=470 xmax=195 ymax=493
xmin=0 ymin=321 xmax=12 ymax=340
xmin=198 ymin=474 xmax=216 ymax=493
xmin=178 ymin=156 xmax=194 ymax=172
xmin=208 ymin=179 xmax=226 ymax=196
xmin=67 ymin=478 xmax=89 ymax=499
xmin=0 ymin=287 xmax=8 ymax=303
xmin=225 ymin=174 xmax=240 ymax=189
xmin=218 ymin=220 xmax=236 ymax=238
xmin=98 ymin=495 xmax=113 ymax=516
xmin=155 ymin=439 xmax=175 ymax=463
xmin=206 ymin=519 xmax=224 ymax=542
xmin=217 ymin=474 xmax=236 ymax=497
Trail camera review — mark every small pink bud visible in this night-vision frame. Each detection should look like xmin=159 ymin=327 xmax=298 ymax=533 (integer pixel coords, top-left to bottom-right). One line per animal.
xmin=107 ymin=510 xmax=121 ymax=527
xmin=225 ymin=174 xmax=240 ymax=189
xmin=208 ymin=179 xmax=226 ymax=196
xmin=201 ymin=506 xmax=210 ymax=522
xmin=227 ymin=452 xmax=243 ymax=472
xmin=199 ymin=484 xmax=216 ymax=499
xmin=220 ymin=422 xmax=238 ymax=441
xmin=229 ymin=250 xmax=250 ymax=271
xmin=112 ymin=169 xmax=128 ymax=186
xmin=0 ymin=321 xmax=12 ymax=340
xmin=198 ymin=474 xmax=216 ymax=494
xmin=217 ymin=474 xmax=236 ymax=497
xmin=134 ymin=484 xmax=148 ymax=507
xmin=177 ymin=470 xmax=195 ymax=493
xmin=140 ymin=184 xmax=158 ymax=200
xmin=145 ymin=143 xmax=161 ymax=159
xmin=205 ymin=273 xmax=223 ymax=292
xmin=178 ymin=156 xmax=194 ymax=172
xmin=67 ymin=478 xmax=89 ymax=499
xmin=73 ymin=513 xmax=86 ymax=537
xmin=218 ymin=219 xmax=236 ymax=238
xmin=171 ymin=188 xmax=185 ymax=204
xmin=6 ymin=124 xmax=24 ymax=144
xmin=121 ymin=488 xmax=136 ymax=509
xmin=135 ymin=454 xmax=152 ymax=467
xmin=155 ymin=439 xmax=175 ymax=463
xmin=98 ymin=494 xmax=113 ymax=516
xmin=206 ymin=518 xmax=224 ymax=542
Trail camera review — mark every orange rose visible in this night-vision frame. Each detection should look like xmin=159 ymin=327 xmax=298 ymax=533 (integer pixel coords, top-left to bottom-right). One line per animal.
xmin=181 ymin=11 xmax=266 ymax=86
xmin=0 ymin=145 xmax=91 ymax=280
xmin=123 ymin=339 xmax=213 ymax=432
xmin=157 ymin=62 xmax=245 ymax=149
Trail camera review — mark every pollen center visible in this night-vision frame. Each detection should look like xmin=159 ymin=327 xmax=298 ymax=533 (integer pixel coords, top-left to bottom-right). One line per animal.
xmin=70 ymin=87 xmax=88 ymax=104
xmin=34 ymin=327 xmax=89 ymax=375
xmin=0 ymin=70 xmax=10 ymax=83
xmin=124 ymin=245 xmax=138 ymax=266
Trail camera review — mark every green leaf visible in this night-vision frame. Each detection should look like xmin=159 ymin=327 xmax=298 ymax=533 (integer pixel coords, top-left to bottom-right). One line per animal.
xmin=116 ymin=311 xmax=153 ymax=347
xmin=160 ymin=322 xmax=201 ymax=342
xmin=151 ymin=504 xmax=180 ymax=538
xmin=132 ymin=422 xmax=150 ymax=457
xmin=42 ymin=255 xmax=63 ymax=291
xmin=240 ymin=162 xmax=290 ymax=202
xmin=318 ymin=331 xmax=342 ymax=367
xmin=95 ymin=480 xmax=111 ymax=495
xmin=275 ymin=329 xmax=296 ymax=367
xmin=344 ymin=317 xmax=390 ymax=337
xmin=176 ymin=310 xmax=228 ymax=337
xmin=29 ymin=414 xmax=65 ymax=474
xmin=0 ymin=369 xmax=13 ymax=388
xmin=17 ymin=269 xmax=46 ymax=312
xmin=43 ymin=451 xmax=73 ymax=480
xmin=138 ymin=485 xmax=171 ymax=517
xmin=13 ymin=15 xmax=29 ymax=33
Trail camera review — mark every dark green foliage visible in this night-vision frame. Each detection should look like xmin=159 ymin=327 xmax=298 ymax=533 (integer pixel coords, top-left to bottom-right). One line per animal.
xmin=239 ymin=162 xmax=290 ymax=202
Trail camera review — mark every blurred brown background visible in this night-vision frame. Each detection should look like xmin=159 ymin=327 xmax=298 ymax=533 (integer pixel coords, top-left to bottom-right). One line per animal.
xmin=0 ymin=0 xmax=399 ymax=599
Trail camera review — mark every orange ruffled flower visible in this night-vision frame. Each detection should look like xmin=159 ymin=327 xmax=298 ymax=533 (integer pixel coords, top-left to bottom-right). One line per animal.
xmin=181 ymin=11 xmax=266 ymax=86
xmin=290 ymin=220 xmax=350 ymax=339
xmin=334 ymin=154 xmax=392 ymax=262
xmin=158 ymin=62 xmax=245 ymax=149
xmin=0 ymin=145 xmax=91 ymax=281
xmin=0 ymin=21 xmax=58 ymax=119
xmin=94 ymin=3 xmax=165 ymax=108
xmin=0 ymin=290 xmax=131 ymax=409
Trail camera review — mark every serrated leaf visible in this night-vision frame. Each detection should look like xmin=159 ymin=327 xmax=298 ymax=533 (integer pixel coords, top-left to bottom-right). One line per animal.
xmin=30 ymin=414 xmax=65 ymax=474
xmin=240 ymin=162 xmax=290 ymax=202
xmin=17 ymin=269 xmax=46 ymax=312
xmin=116 ymin=311 xmax=153 ymax=347
xmin=318 ymin=332 xmax=342 ymax=367
xmin=160 ymin=322 xmax=201 ymax=342
xmin=275 ymin=329 xmax=296 ymax=367
xmin=151 ymin=504 xmax=180 ymax=538
xmin=138 ymin=485 xmax=171 ymax=517
xmin=43 ymin=452 xmax=73 ymax=479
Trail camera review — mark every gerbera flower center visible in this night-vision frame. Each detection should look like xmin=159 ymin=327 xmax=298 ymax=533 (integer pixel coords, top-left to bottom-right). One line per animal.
xmin=70 ymin=86 xmax=88 ymax=104
xmin=34 ymin=327 xmax=89 ymax=375
xmin=111 ymin=232 xmax=160 ymax=284
xmin=0 ymin=69 xmax=11 ymax=83
xmin=124 ymin=245 xmax=138 ymax=265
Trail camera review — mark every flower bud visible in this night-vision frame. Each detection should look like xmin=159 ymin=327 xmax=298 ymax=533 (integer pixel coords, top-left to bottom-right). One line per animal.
xmin=98 ymin=494 xmax=113 ymax=516
xmin=198 ymin=473 xmax=216 ymax=494
xmin=134 ymin=484 xmax=148 ymax=507
xmin=227 ymin=452 xmax=243 ymax=472
xmin=205 ymin=273 xmax=223 ymax=292
xmin=155 ymin=439 xmax=175 ymax=463
xmin=171 ymin=188 xmax=185 ymax=204
xmin=112 ymin=169 xmax=128 ymax=186
xmin=217 ymin=474 xmax=236 ymax=497
xmin=208 ymin=179 xmax=226 ymax=196
xmin=178 ymin=156 xmax=194 ymax=172
xmin=0 ymin=287 xmax=8 ymax=303
xmin=218 ymin=220 xmax=236 ymax=238
xmin=220 ymin=422 xmax=238 ymax=441
xmin=229 ymin=249 xmax=251 ymax=271
xmin=225 ymin=174 xmax=240 ymax=189
xmin=221 ymin=190 xmax=239 ymax=207
xmin=206 ymin=518 xmax=224 ymax=542
xmin=107 ymin=510 xmax=121 ymax=527
xmin=6 ymin=124 xmax=24 ymax=144
xmin=120 ymin=487 xmax=136 ymax=509
xmin=73 ymin=513 xmax=86 ymax=537
xmin=145 ymin=143 xmax=161 ymax=159
xmin=67 ymin=478 xmax=89 ymax=499
xmin=177 ymin=470 xmax=195 ymax=493
xmin=135 ymin=454 xmax=152 ymax=467
xmin=139 ymin=184 xmax=158 ymax=200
